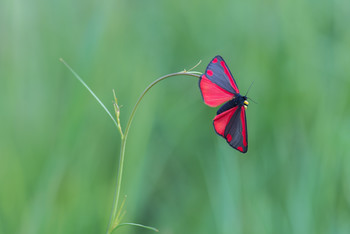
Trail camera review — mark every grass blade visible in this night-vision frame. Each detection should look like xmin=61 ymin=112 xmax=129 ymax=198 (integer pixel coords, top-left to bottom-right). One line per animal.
xmin=60 ymin=58 xmax=119 ymax=129
xmin=115 ymin=223 xmax=159 ymax=232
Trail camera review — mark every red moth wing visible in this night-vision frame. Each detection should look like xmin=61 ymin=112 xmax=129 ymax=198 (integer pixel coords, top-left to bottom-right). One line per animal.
xmin=199 ymin=74 xmax=235 ymax=107
xmin=213 ymin=105 xmax=248 ymax=153
xmin=213 ymin=106 xmax=238 ymax=136
xmin=199 ymin=56 xmax=240 ymax=107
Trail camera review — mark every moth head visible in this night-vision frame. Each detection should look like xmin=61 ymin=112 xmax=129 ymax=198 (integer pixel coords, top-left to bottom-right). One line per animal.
xmin=243 ymin=98 xmax=249 ymax=110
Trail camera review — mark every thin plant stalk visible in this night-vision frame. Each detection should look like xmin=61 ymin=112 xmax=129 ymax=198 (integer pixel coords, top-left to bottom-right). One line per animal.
xmin=60 ymin=58 xmax=201 ymax=233
xmin=108 ymin=71 xmax=200 ymax=233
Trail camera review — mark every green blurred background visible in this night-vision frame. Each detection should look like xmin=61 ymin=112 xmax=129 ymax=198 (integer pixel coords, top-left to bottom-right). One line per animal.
xmin=1 ymin=0 xmax=350 ymax=233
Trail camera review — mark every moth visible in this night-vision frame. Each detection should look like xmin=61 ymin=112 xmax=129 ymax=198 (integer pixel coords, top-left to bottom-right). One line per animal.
xmin=199 ymin=56 xmax=249 ymax=153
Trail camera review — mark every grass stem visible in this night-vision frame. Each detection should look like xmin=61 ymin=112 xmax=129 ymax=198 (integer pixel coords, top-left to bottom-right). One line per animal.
xmin=60 ymin=58 xmax=200 ymax=233
xmin=107 ymin=71 xmax=200 ymax=233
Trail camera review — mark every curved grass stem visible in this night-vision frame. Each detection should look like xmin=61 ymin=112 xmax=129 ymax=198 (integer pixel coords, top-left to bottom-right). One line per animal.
xmin=107 ymin=71 xmax=200 ymax=233
xmin=60 ymin=58 xmax=201 ymax=234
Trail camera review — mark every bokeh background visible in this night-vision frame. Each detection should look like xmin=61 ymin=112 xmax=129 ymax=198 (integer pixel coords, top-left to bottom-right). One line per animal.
xmin=1 ymin=0 xmax=350 ymax=233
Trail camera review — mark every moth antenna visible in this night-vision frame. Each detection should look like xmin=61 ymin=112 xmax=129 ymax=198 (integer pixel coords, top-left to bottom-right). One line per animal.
xmin=247 ymin=97 xmax=258 ymax=104
xmin=245 ymin=81 xmax=255 ymax=96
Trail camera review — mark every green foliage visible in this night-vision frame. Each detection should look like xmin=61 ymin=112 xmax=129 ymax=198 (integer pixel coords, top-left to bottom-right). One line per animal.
xmin=1 ymin=0 xmax=350 ymax=233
